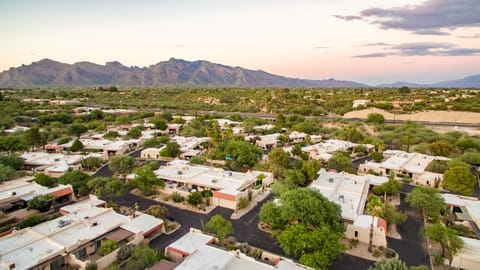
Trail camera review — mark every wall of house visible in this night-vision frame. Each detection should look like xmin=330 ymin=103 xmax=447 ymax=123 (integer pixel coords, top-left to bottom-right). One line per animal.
xmin=345 ymin=224 xmax=387 ymax=247
xmin=451 ymin=256 xmax=480 ymax=270
xmin=65 ymin=254 xmax=86 ymax=269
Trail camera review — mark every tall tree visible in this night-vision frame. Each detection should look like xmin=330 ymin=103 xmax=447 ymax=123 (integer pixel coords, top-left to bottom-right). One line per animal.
xmin=267 ymin=148 xmax=290 ymax=178
xmin=130 ymin=167 xmax=165 ymax=195
xmin=24 ymin=126 xmax=42 ymax=151
xmin=58 ymin=170 xmax=92 ymax=196
xmin=0 ymin=136 xmax=28 ymax=155
xmin=109 ymin=155 xmax=136 ymax=175
xmin=328 ymin=152 xmax=355 ymax=173
xmin=406 ymin=186 xmax=445 ymax=220
xmin=87 ymin=177 xmax=126 ymax=200
xmin=67 ymin=123 xmax=88 ymax=138
xmin=422 ymin=223 xmax=464 ymax=266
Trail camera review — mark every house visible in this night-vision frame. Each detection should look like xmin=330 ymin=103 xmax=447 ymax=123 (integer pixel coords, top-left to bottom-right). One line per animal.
xmin=0 ymin=178 xmax=74 ymax=213
xmin=442 ymin=194 xmax=480 ymax=233
xmin=310 ymin=169 xmax=388 ymax=247
xmin=20 ymin=152 xmax=84 ymax=177
xmin=301 ymin=139 xmax=372 ymax=161
xmin=352 ymin=99 xmax=370 ymax=108
xmin=61 ymin=138 xmax=138 ymax=159
xmin=140 ymin=147 xmax=165 ymax=160
xmin=358 ymin=150 xmax=449 ymax=180
xmin=164 ymin=228 xmax=312 ymax=270
xmin=345 ymin=215 xmax=387 ymax=247
xmin=450 ymin=237 xmax=480 ymax=270
xmin=154 ymin=160 xmax=273 ymax=210
xmin=167 ymin=124 xmax=182 ymax=135
xmin=0 ymin=199 xmax=164 ymax=270
xmin=246 ymin=133 xmax=280 ymax=150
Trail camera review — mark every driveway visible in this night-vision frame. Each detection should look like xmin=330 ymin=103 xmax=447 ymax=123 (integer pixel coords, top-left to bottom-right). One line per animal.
xmin=387 ymin=193 xmax=430 ymax=268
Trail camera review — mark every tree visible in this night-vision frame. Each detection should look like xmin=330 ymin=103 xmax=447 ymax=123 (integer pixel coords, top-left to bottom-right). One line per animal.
xmin=224 ymin=140 xmax=262 ymax=167
xmin=282 ymin=169 xmax=306 ymax=188
xmin=267 ymin=148 xmax=290 ymax=178
xmin=0 ymin=155 xmax=24 ymax=170
xmin=87 ymin=177 xmax=126 ymax=200
xmin=67 ymin=123 xmax=88 ymax=138
xmin=24 ymin=126 xmax=42 ymax=151
xmin=301 ymin=159 xmax=321 ymax=182
xmin=127 ymin=127 xmax=142 ymax=139
xmin=130 ymin=167 xmax=165 ymax=195
xmin=0 ymin=164 xmax=15 ymax=182
xmin=428 ymin=140 xmax=458 ymax=157
xmin=260 ymin=188 xmax=344 ymax=269
xmin=371 ymin=151 xmax=384 ymax=162
xmin=460 ymin=152 xmax=480 ymax=166
xmin=27 ymin=194 xmax=56 ymax=212
xmin=34 ymin=173 xmax=55 ymax=187
xmin=145 ymin=204 xmax=169 ymax=219
xmin=366 ymin=113 xmax=385 ymax=125
xmin=187 ymin=192 xmax=203 ymax=206
xmin=328 ymin=152 xmax=355 ymax=173
xmin=275 ymin=113 xmax=286 ymax=127
xmin=82 ymin=157 xmax=104 ymax=171
xmin=150 ymin=116 xmax=167 ymax=130
xmin=100 ymin=239 xmax=118 ymax=256
xmin=205 ymin=214 xmax=233 ymax=243
xmin=406 ymin=186 xmax=445 ymax=220
xmin=422 ymin=223 xmax=464 ymax=266
xmin=58 ymin=170 xmax=91 ymax=196
xmin=372 ymin=177 xmax=402 ymax=196
xmin=69 ymin=139 xmax=84 ymax=152
xmin=398 ymin=86 xmax=411 ymax=94
xmin=109 ymin=155 xmax=136 ymax=175
xmin=0 ymin=136 xmax=28 ymax=155
xmin=368 ymin=258 xmax=408 ymax=270
xmin=443 ymin=166 xmax=476 ymax=195
xmin=159 ymin=142 xmax=181 ymax=158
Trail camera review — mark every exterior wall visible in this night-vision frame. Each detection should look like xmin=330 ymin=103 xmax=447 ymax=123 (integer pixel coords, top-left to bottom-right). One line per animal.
xmin=345 ymin=224 xmax=387 ymax=247
xmin=166 ymin=247 xmax=190 ymax=262
xmin=95 ymin=233 xmax=144 ymax=270
xmin=141 ymin=150 xmax=160 ymax=160
xmin=451 ymin=256 xmax=480 ymax=270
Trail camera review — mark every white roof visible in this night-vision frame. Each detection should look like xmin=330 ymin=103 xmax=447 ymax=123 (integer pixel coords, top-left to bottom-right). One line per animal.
xmin=121 ymin=213 xmax=163 ymax=235
xmin=167 ymin=228 xmax=215 ymax=255
xmin=457 ymin=237 xmax=480 ymax=261
xmin=0 ymin=237 xmax=64 ymax=270
xmin=215 ymin=119 xmax=241 ymax=128
xmin=310 ymin=170 xmax=387 ymax=221
xmin=0 ymin=182 xmax=72 ymax=203
xmin=155 ymin=161 xmax=271 ymax=196
xmin=169 ymin=229 xmax=310 ymax=270
xmin=21 ymin=152 xmax=83 ymax=166
xmin=245 ymin=133 xmax=280 ymax=143
xmin=353 ymin=215 xmax=378 ymax=228
xmin=59 ymin=196 xmax=105 ymax=213
xmin=170 ymin=136 xmax=209 ymax=152
xmin=61 ymin=138 xmax=136 ymax=151
xmin=253 ymin=124 xmax=275 ymax=131
xmin=441 ymin=194 xmax=480 ymax=229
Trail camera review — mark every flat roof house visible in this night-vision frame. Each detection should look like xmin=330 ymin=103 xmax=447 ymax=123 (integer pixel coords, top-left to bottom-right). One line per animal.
xmin=154 ymin=160 xmax=273 ymax=210
xmin=0 ymin=199 xmax=164 ymax=270
xmin=164 ymin=228 xmax=312 ymax=270
xmin=310 ymin=169 xmax=388 ymax=247
xmin=358 ymin=150 xmax=449 ymax=181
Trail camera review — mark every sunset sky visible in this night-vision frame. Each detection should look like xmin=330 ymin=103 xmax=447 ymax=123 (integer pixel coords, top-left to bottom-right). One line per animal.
xmin=1 ymin=0 xmax=479 ymax=85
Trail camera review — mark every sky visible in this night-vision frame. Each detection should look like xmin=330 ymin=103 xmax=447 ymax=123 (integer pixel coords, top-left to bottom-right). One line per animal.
xmin=0 ymin=0 xmax=479 ymax=85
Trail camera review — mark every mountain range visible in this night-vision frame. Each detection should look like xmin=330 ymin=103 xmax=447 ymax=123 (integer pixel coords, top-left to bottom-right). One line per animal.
xmin=0 ymin=58 xmax=478 ymax=88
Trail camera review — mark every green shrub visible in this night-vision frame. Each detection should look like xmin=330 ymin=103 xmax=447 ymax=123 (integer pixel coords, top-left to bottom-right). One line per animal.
xmin=172 ymin=192 xmax=183 ymax=203
xmin=187 ymin=192 xmax=203 ymax=206
xmin=27 ymin=194 xmax=56 ymax=212
xmin=238 ymin=197 xmax=250 ymax=209
xmin=117 ymin=245 xmax=132 ymax=261
xmin=100 ymin=239 xmax=118 ymax=256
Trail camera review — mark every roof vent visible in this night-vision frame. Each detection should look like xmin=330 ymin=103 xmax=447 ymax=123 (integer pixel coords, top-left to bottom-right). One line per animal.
xmin=212 ymin=179 xmax=218 ymax=183
xmin=328 ymin=178 xmax=334 ymax=183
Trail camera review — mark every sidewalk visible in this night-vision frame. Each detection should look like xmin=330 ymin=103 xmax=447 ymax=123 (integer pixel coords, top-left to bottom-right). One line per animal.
xmin=231 ymin=188 xmax=271 ymax=220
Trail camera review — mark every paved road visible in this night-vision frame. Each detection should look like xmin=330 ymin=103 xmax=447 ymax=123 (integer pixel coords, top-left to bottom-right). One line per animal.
xmin=387 ymin=193 xmax=430 ymax=268
xmin=113 ymin=192 xmax=375 ymax=269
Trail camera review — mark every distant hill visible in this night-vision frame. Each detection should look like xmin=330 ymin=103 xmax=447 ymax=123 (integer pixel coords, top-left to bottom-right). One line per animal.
xmin=0 ymin=58 xmax=367 ymax=88
xmin=376 ymin=75 xmax=480 ymax=88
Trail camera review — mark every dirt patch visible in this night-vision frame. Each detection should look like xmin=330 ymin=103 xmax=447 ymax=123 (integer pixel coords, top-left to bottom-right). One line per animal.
xmin=344 ymin=108 xmax=480 ymax=124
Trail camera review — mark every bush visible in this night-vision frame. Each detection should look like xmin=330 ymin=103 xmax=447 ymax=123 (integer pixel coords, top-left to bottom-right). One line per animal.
xmin=16 ymin=215 xmax=42 ymax=229
xmin=0 ymin=164 xmax=15 ymax=182
xmin=34 ymin=173 xmax=55 ymax=187
xmin=82 ymin=157 xmax=104 ymax=171
xmin=85 ymin=262 xmax=97 ymax=270
xmin=100 ymin=239 xmax=118 ymax=256
xmin=187 ymin=192 xmax=203 ymax=206
xmin=189 ymin=156 xmax=204 ymax=164
xmin=172 ymin=192 xmax=183 ymax=203
xmin=238 ymin=197 xmax=250 ymax=209
xmin=145 ymin=204 xmax=169 ymax=219
xmin=117 ymin=245 xmax=132 ymax=261
xmin=0 ymin=155 xmax=24 ymax=170
xmin=27 ymin=194 xmax=56 ymax=212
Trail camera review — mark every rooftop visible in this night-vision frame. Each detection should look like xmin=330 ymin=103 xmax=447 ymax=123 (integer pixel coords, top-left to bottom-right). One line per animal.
xmin=310 ymin=169 xmax=387 ymax=221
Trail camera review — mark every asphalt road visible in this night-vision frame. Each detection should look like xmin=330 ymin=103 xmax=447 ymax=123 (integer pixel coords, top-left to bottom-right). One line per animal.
xmin=113 ymin=192 xmax=375 ymax=269
xmin=387 ymin=193 xmax=430 ymax=268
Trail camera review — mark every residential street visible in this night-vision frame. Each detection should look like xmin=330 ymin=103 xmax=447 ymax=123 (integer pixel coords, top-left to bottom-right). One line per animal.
xmin=113 ymin=192 xmax=375 ymax=269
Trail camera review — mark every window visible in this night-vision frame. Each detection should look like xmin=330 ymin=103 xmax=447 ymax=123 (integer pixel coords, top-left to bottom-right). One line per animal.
xmin=354 ymin=231 xmax=358 ymax=237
